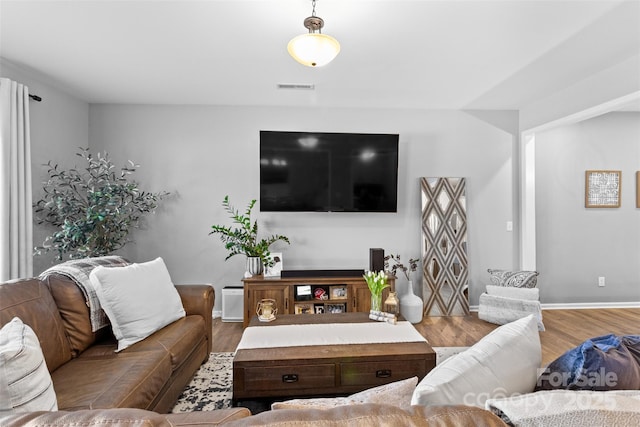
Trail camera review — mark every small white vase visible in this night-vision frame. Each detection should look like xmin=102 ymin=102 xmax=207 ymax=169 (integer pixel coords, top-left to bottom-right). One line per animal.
xmin=246 ymin=256 xmax=264 ymax=276
xmin=400 ymin=280 xmax=424 ymax=324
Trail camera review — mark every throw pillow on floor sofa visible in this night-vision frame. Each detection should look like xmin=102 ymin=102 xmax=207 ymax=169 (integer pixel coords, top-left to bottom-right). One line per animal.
xmin=536 ymin=334 xmax=640 ymax=391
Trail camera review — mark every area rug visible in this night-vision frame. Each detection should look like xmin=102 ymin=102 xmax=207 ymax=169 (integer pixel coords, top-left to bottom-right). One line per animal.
xmin=170 ymin=347 xmax=470 ymax=413
xmin=170 ymin=352 xmax=234 ymax=413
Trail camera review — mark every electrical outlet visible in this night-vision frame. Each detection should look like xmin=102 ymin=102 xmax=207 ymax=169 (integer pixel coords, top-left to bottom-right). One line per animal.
xmin=506 ymin=221 xmax=513 ymax=232
xmin=598 ymin=276 xmax=605 ymax=287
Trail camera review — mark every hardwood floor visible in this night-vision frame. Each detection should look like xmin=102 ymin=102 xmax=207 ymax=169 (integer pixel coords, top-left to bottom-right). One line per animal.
xmin=212 ymin=308 xmax=640 ymax=366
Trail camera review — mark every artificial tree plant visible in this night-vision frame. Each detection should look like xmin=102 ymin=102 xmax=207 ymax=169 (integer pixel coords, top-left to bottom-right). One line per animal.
xmin=33 ymin=148 xmax=168 ymax=260
xmin=209 ymin=195 xmax=289 ymax=269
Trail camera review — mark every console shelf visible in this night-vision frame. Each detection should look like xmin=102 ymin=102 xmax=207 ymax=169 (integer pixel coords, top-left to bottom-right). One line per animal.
xmin=241 ymin=275 xmax=394 ymax=328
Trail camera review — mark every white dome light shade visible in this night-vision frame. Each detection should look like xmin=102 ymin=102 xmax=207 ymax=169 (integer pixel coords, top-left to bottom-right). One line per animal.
xmin=288 ymin=33 xmax=340 ymax=67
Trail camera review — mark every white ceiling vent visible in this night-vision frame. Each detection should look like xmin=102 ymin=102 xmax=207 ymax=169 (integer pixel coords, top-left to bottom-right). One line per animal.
xmin=277 ymin=83 xmax=315 ymax=90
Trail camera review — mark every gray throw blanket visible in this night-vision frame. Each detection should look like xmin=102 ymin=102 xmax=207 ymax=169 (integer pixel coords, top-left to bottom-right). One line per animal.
xmin=39 ymin=255 xmax=130 ymax=331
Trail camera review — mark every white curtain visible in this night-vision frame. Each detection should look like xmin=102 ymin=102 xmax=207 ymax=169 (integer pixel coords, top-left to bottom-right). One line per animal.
xmin=0 ymin=78 xmax=33 ymax=281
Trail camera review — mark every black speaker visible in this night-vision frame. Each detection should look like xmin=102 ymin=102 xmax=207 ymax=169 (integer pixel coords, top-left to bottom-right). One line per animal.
xmin=369 ymin=248 xmax=385 ymax=272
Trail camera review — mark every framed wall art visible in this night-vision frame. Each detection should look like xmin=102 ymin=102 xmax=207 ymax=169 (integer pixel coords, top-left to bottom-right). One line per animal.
xmin=585 ymin=170 xmax=621 ymax=208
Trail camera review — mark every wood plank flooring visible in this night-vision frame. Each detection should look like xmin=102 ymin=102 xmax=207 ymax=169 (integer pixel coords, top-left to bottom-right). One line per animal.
xmin=212 ymin=308 xmax=640 ymax=366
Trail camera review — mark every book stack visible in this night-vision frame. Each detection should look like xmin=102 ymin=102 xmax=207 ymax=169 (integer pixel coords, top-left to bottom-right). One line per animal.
xmin=369 ymin=310 xmax=397 ymax=325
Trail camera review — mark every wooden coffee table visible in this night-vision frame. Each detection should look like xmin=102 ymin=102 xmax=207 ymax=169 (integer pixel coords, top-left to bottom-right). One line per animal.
xmin=232 ymin=313 xmax=435 ymax=403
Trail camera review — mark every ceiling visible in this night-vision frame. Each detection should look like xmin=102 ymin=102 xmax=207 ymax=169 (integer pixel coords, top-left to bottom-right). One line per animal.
xmin=1 ymin=0 xmax=639 ymax=111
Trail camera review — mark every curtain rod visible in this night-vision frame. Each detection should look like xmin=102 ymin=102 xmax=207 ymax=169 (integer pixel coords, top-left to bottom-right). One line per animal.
xmin=29 ymin=94 xmax=42 ymax=102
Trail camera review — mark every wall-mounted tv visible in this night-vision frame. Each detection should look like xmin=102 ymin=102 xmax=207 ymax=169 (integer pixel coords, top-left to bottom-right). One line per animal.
xmin=260 ymin=130 xmax=399 ymax=212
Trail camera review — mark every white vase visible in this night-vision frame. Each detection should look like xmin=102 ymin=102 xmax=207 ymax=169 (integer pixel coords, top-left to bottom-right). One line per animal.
xmin=246 ymin=257 xmax=264 ymax=276
xmin=400 ymin=280 xmax=424 ymax=324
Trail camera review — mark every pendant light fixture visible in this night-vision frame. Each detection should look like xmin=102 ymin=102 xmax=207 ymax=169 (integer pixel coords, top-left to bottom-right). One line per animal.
xmin=287 ymin=0 xmax=340 ymax=67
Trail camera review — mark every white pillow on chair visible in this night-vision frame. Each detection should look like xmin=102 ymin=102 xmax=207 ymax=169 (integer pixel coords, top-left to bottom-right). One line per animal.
xmin=90 ymin=257 xmax=185 ymax=352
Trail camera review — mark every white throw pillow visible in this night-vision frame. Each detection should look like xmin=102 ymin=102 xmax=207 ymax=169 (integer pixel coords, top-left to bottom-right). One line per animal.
xmin=411 ymin=314 xmax=541 ymax=408
xmin=485 ymin=285 xmax=539 ymax=300
xmin=0 ymin=317 xmax=58 ymax=413
xmin=271 ymin=377 xmax=418 ymax=410
xmin=90 ymin=257 xmax=185 ymax=352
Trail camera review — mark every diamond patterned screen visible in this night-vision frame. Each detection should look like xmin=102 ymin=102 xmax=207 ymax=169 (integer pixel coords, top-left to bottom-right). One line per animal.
xmin=421 ymin=177 xmax=469 ymax=316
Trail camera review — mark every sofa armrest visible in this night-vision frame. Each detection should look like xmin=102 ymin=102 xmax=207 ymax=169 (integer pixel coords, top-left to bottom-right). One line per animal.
xmin=0 ymin=407 xmax=251 ymax=427
xmin=176 ymin=284 xmax=214 ymax=356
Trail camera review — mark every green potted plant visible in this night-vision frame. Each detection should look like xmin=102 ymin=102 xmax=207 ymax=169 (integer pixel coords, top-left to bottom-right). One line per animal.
xmin=33 ymin=148 xmax=169 ymax=260
xmin=209 ymin=196 xmax=289 ymax=275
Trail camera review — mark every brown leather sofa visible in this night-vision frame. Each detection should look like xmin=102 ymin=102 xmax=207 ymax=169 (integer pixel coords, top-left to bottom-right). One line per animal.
xmin=0 ymin=274 xmax=214 ymax=413
xmin=1 ymin=403 xmax=508 ymax=426
xmin=1 ymin=275 xmax=508 ymax=426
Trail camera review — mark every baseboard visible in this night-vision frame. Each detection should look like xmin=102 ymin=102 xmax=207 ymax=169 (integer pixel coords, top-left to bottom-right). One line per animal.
xmin=213 ymin=310 xmax=222 ymax=319
xmin=540 ymin=301 xmax=640 ymax=309
xmin=470 ymin=301 xmax=640 ymax=312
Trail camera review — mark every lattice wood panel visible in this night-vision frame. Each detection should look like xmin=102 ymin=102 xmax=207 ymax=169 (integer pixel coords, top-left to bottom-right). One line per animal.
xmin=421 ymin=177 xmax=470 ymax=316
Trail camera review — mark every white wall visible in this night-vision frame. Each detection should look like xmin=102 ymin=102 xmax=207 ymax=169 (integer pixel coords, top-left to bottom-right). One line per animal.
xmin=520 ymin=54 xmax=640 ymax=131
xmin=88 ymin=105 xmax=519 ymax=311
xmin=535 ymin=112 xmax=640 ymax=303
xmin=0 ymin=58 xmax=89 ymax=274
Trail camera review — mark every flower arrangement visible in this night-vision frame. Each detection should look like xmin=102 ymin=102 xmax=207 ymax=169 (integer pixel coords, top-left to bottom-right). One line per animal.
xmin=384 ymin=254 xmax=419 ymax=281
xmin=363 ymin=270 xmax=389 ymax=297
xmin=363 ymin=270 xmax=391 ymax=314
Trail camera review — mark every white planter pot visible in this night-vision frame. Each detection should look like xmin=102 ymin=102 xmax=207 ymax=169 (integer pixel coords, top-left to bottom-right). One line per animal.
xmin=246 ymin=257 xmax=264 ymax=276
xmin=400 ymin=280 xmax=424 ymax=324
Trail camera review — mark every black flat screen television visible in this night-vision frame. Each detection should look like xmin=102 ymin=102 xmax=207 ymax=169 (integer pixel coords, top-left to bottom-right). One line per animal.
xmin=260 ymin=130 xmax=399 ymax=212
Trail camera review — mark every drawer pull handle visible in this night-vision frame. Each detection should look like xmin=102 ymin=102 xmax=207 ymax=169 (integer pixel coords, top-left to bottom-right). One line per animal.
xmin=376 ymin=369 xmax=392 ymax=378
xmin=282 ymin=374 xmax=299 ymax=383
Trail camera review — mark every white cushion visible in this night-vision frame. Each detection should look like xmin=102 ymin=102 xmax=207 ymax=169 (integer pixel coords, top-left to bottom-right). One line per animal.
xmin=485 ymin=284 xmax=539 ymax=300
xmin=486 ymin=390 xmax=640 ymax=426
xmin=411 ymin=314 xmax=541 ymax=408
xmin=479 ymin=291 xmax=545 ymax=331
xmin=90 ymin=257 xmax=185 ymax=352
xmin=0 ymin=317 xmax=58 ymax=413
xmin=272 ymin=377 xmax=418 ymax=411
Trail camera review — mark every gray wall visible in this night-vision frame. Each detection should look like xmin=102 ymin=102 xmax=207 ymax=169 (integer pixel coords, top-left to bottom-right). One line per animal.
xmin=0 ymin=59 xmax=89 ymax=274
xmin=87 ymin=105 xmax=519 ymax=310
xmin=5 ymin=58 xmax=638 ymax=312
xmin=536 ymin=112 xmax=640 ymax=303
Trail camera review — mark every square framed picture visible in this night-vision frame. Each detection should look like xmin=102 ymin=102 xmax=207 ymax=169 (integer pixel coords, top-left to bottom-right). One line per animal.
xmin=585 ymin=170 xmax=621 ymax=208
xmin=294 ymin=303 xmax=313 ymax=314
xmin=326 ymin=303 xmax=346 ymax=314
xmin=314 ymin=304 xmax=325 ymax=314
xmin=330 ymin=285 xmax=347 ymax=300
xmin=264 ymin=252 xmax=283 ymax=277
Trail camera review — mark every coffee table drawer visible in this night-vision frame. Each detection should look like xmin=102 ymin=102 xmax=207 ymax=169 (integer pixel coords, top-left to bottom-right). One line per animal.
xmin=242 ymin=363 xmax=335 ymax=391
xmin=340 ymin=359 xmax=427 ymax=386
